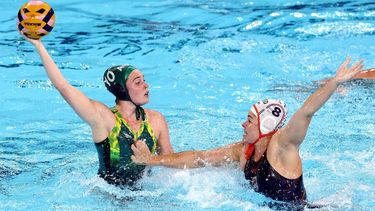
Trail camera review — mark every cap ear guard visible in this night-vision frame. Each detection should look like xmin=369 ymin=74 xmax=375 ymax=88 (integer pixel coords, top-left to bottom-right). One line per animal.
xmin=251 ymin=99 xmax=287 ymax=136
xmin=260 ymin=116 xmax=277 ymax=134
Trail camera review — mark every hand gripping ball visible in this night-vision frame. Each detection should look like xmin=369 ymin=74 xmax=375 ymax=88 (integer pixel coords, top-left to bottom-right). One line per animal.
xmin=17 ymin=0 xmax=55 ymax=39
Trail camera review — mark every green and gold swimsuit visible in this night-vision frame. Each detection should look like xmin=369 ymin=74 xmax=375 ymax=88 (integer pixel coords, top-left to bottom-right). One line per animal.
xmin=95 ymin=107 xmax=157 ymax=186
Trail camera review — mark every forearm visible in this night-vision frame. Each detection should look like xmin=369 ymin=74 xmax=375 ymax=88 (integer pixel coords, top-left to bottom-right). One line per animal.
xmin=133 ymin=142 xmax=242 ymax=168
xmin=146 ymin=147 xmax=238 ymax=169
xmin=280 ymin=58 xmax=363 ymax=146
xmin=354 ymin=68 xmax=375 ymax=79
xmin=34 ymin=42 xmax=69 ymax=90
xmin=300 ymin=78 xmax=339 ymax=117
xmin=147 ymin=151 xmax=208 ymax=169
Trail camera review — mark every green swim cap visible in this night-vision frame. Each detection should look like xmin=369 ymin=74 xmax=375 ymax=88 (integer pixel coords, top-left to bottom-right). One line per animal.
xmin=103 ymin=65 xmax=136 ymax=101
xmin=103 ymin=65 xmax=146 ymax=121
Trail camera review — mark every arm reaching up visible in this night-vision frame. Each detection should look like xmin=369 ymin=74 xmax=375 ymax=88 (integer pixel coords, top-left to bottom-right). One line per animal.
xmin=279 ymin=57 xmax=364 ymax=148
xmin=20 ymin=33 xmax=112 ymax=141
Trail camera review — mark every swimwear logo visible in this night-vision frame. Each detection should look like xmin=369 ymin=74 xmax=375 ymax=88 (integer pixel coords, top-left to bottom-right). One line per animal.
xmin=123 ymin=133 xmax=132 ymax=139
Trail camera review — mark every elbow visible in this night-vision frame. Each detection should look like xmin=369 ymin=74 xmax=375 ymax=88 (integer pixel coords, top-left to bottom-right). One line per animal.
xmin=298 ymin=106 xmax=315 ymax=119
xmin=56 ymin=83 xmax=72 ymax=96
xmin=305 ymin=112 xmax=314 ymax=119
xmin=49 ymin=76 xmax=70 ymax=93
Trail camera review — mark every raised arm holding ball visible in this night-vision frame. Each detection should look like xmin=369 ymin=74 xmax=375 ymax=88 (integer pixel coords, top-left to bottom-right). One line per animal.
xmin=18 ymin=1 xmax=174 ymax=186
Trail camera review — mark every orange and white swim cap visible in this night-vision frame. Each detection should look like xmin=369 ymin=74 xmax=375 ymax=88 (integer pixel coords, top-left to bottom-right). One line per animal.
xmin=250 ymin=99 xmax=287 ymax=136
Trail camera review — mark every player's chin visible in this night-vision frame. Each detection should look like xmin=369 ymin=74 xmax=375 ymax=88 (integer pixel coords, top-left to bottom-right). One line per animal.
xmin=139 ymin=97 xmax=149 ymax=106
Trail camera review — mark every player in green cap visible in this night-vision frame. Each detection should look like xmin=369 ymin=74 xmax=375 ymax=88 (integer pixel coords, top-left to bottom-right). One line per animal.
xmin=19 ymin=33 xmax=174 ymax=186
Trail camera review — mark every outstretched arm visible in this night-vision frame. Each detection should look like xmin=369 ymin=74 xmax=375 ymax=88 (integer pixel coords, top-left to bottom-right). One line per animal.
xmin=20 ymin=35 xmax=109 ymax=133
xmin=279 ymin=57 xmax=364 ymax=147
xmin=131 ymin=141 xmax=243 ymax=168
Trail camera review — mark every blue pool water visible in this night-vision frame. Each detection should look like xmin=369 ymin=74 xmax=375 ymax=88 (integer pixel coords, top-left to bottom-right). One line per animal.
xmin=1 ymin=0 xmax=374 ymax=210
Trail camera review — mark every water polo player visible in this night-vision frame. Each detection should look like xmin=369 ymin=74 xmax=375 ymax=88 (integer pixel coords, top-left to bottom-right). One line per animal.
xmin=19 ymin=33 xmax=174 ymax=186
xmin=131 ymin=57 xmax=364 ymax=203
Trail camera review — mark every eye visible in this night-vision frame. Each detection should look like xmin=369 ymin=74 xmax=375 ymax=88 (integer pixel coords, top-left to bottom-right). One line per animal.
xmin=36 ymin=8 xmax=46 ymax=14
xmin=23 ymin=8 xmax=30 ymax=13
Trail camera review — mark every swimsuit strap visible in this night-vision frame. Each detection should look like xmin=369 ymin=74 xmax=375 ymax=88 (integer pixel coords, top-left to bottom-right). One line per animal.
xmin=111 ymin=106 xmax=157 ymax=149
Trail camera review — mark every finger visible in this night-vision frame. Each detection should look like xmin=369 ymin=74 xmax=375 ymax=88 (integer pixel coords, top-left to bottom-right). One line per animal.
xmin=134 ymin=140 xmax=143 ymax=147
xmin=134 ymin=139 xmax=144 ymax=145
xmin=341 ymin=56 xmax=351 ymax=68
xmin=141 ymin=144 xmax=151 ymax=153
xmin=18 ymin=30 xmax=28 ymax=39
xmin=355 ymin=64 xmax=364 ymax=75
xmin=131 ymin=144 xmax=139 ymax=154
xmin=139 ymin=140 xmax=148 ymax=149
xmin=18 ymin=30 xmax=27 ymax=39
xmin=351 ymin=63 xmax=364 ymax=75
xmin=352 ymin=67 xmax=363 ymax=78
xmin=131 ymin=155 xmax=142 ymax=164
xmin=350 ymin=64 xmax=364 ymax=78
xmin=352 ymin=59 xmax=364 ymax=70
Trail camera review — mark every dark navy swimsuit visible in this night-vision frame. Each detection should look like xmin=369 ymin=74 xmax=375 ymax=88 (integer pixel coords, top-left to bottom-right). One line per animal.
xmin=244 ymin=150 xmax=306 ymax=202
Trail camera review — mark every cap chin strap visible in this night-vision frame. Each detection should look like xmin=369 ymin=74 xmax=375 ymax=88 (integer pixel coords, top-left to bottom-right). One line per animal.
xmin=244 ymin=105 xmax=277 ymax=160
xmin=127 ymin=98 xmax=145 ymax=121
xmin=117 ymin=94 xmax=145 ymax=121
xmin=134 ymin=104 xmax=145 ymax=121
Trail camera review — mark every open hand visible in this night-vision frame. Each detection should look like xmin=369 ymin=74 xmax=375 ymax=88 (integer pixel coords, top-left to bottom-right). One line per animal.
xmin=131 ymin=140 xmax=152 ymax=165
xmin=334 ymin=57 xmax=364 ymax=84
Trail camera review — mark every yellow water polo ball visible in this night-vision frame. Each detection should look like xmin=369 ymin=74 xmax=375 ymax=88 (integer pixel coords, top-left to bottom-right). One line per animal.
xmin=17 ymin=0 xmax=55 ymax=40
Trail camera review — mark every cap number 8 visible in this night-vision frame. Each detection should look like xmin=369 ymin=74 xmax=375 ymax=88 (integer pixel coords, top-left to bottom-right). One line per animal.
xmin=272 ymin=107 xmax=281 ymax=117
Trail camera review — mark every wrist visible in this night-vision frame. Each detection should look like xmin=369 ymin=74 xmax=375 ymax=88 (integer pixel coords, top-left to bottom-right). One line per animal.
xmin=32 ymin=40 xmax=43 ymax=48
xmin=330 ymin=77 xmax=341 ymax=86
xmin=147 ymin=155 xmax=158 ymax=166
xmin=35 ymin=42 xmax=42 ymax=48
